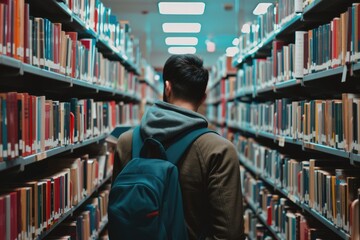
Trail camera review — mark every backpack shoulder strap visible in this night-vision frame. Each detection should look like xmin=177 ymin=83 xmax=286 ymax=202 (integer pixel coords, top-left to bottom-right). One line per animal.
xmin=132 ymin=126 xmax=143 ymax=158
xmin=166 ymin=128 xmax=217 ymax=165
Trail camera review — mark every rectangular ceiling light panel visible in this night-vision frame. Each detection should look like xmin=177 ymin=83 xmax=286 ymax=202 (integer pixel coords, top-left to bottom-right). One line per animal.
xmin=162 ymin=23 xmax=201 ymax=33
xmin=159 ymin=2 xmax=205 ymax=15
xmin=253 ymin=3 xmax=272 ymax=15
xmin=168 ymin=47 xmax=197 ymax=54
xmin=165 ymin=37 xmax=198 ymax=45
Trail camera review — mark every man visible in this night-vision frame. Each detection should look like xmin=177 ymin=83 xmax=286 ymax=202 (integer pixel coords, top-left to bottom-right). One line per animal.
xmin=113 ymin=54 xmax=244 ymax=240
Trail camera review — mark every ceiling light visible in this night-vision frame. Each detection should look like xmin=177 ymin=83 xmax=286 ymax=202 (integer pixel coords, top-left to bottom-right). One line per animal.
xmin=232 ymin=38 xmax=240 ymax=46
xmin=241 ymin=23 xmax=251 ymax=33
xmin=159 ymin=2 xmax=205 ymax=15
xmin=165 ymin=37 xmax=198 ymax=46
xmin=226 ymin=47 xmax=239 ymax=57
xmin=206 ymin=40 xmax=216 ymax=53
xmin=253 ymin=3 xmax=272 ymax=15
xmin=168 ymin=47 xmax=196 ymax=54
xmin=162 ymin=23 xmax=201 ymax=33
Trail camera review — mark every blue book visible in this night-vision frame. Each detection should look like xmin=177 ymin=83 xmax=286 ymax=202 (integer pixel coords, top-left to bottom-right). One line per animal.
xmin=106 ymin=125 xmax=132 ymax=144
xmin=70 ymin=98 xmax=79 ymax=140
xmin=85 ymin=205 xmax=96 ymax=234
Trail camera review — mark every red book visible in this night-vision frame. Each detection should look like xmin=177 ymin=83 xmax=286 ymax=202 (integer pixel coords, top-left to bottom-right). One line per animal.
xmin=267 ymin=206 xmax=272 ymax=226
xmin=6 ymin=92 xmax=17 ymax=159
xmin=66 ymin=32 xmax=78 ymax=79
xmin=23 ymin=93 xmax=29 ymax=156
xmin=94 ymin=4 xmax=98 ymax=33
xmin=53 ymin=23 xmax=62 ymax=73
xmin=0 ymin=4 xmax=4 ymax=55
xmin=333 ymin=18 xmax=340 ymax=68
xmin=272 ymin=41 xmax=284 ymax=80
xmin=0 ymin=196 xmax=5 ymax=240
xmin=69 ymin=111 xmax=74 ymax=144
xmin=9 ymin=192 xmax=18 ymax=240
xmin=23 ymin=3 xmax=29 ymax=63
xmin=357 ymin=5 xmax=360 ymax=57
xmin=0 ymin=0 xmax=13 ymax=56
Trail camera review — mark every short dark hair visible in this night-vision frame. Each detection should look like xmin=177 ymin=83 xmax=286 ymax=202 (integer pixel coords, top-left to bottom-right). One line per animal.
xmin=163 ymin=54 xmax=209 ymax=104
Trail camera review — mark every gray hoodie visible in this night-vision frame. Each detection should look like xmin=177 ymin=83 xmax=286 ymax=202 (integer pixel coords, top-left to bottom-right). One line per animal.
xmin=140 ymin=101 xmax=208 ymax=143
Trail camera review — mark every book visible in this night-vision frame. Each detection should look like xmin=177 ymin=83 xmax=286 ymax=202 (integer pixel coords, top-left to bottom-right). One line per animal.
xmin=105 ymin=125 xmax=132 ymax=145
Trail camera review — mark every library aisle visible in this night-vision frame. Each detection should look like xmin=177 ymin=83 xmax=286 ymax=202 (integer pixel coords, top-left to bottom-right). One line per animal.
xmin=0 ymin=0 xmax=360 ymax=239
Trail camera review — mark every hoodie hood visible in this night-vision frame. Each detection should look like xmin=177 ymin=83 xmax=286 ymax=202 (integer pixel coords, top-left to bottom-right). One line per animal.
xmin=140 ymin=101 xmax=208 ymax=143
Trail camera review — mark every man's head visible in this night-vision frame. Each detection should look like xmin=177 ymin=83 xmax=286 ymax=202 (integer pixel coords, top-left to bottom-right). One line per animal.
xmin=162 ymin=54 xmax=209 ymax=110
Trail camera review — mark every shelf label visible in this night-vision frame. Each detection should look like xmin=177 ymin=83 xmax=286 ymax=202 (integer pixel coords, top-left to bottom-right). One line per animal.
xmin=36 ymin=152 xmax=47 ymax=161
xmin=278 ymin=137 xmax=285 ymax=147
xmin=20 ymin=162 xmax=25 ymax=172
xmin=341 ymin=65 xmax=348 ymax=83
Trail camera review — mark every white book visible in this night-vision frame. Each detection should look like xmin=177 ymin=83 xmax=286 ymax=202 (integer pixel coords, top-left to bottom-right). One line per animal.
xmin=295 ymin=31 xmax=306 ymax=79
xmin=295 ymin=0 xmax=303 ymax=13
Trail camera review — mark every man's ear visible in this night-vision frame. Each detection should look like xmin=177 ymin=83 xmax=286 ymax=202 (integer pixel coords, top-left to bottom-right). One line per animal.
xmin=165 ymin=80 xmax=172 ymax=99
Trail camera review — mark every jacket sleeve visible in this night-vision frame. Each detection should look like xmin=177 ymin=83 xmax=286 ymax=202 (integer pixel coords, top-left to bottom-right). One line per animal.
xmin=204 ymin=141 xmax=245 ymax=240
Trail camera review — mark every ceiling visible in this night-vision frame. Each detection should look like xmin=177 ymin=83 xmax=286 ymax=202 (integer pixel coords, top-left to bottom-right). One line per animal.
xmin=102 ymin=0 xmax=265 ymax=69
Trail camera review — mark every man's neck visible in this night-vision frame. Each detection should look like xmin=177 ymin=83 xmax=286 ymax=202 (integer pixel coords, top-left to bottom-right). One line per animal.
xmin=170 ymin=99 xmax=198 ymax=112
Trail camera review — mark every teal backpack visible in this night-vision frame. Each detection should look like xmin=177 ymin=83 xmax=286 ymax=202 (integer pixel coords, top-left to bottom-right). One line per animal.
xmin=108 ymin=126 xmax=215 ymax=240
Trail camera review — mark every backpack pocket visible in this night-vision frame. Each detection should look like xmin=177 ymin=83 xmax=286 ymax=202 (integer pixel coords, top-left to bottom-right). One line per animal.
xmin=108 ymin=173 xmax=168 ymax=240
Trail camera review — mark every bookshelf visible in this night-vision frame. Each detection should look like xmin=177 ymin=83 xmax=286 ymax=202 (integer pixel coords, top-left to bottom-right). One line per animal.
xmin=36 ymin=174 xmax=112 ymax=240
xmin=244 ymin=197 xmax=284 ymax=240
xmin=207 ymin=1 xmax=360 ymax=239
xmin=0 ymin=55 xmax=141 ymax=102
xmin=0 ymin=0 xmax=144 ymax=239
xmin=29 ymin=0 xmax=141 ymax=75
xmin=227 ymin=123 xmax=353 ymax=160
xmin=239 ymin=153 xmax=351 ymax=240
xmin=0 ymin=133 xmax=107 ymax=172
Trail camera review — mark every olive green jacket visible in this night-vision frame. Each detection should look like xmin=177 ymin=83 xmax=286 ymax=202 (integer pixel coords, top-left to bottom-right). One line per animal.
xmin=113 ymin=129 xmax=245 ymax=240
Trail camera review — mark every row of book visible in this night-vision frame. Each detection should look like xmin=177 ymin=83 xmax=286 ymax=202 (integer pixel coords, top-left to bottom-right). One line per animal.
xmin=207 ymin=55 xmax=236 ymax=90
xmin=234 ymin=10 xmax=360 ymax=93
xmin=233 ymin=4 xmax=360 ymax=90
xmin=227 ymin=94 xmax=360 ymax=153
xmin=296 ymin=4 xmax=360 ymax=77
xmin=241 ymin=167 xmax=338 ymax=240
xmin=236 ymin=0 xmax=302 ymax=58
xmin=0 ymin=149 xmax=114 ymax=240
xmin=0 ymin=92 xmax=139 ymax=161
xmin=49 ymin=185 xmax=110 ymax=240
xmin=206 ymin=103 xmax=226 ymax=126
xmin=0 ymin=3 xmax=138 ymax=91
xmin=61 ymin=0 xmax=140 ymax=65
xmin=207 ymin=78 xmax=224 ymax=104
xmin=139 ymin=59 xmax=160 ymax=90
xmin=139 ymin=82 xmax=160 ymax=103
xmin=236 ymin=135 xmax=360 ymax=238
xmin=244 ymin=208 xmax=274 ymax=240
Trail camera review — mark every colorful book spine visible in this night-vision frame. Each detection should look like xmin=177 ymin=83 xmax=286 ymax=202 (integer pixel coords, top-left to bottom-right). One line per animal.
xmin=0 ymin=92 xmax=139 ymax=161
